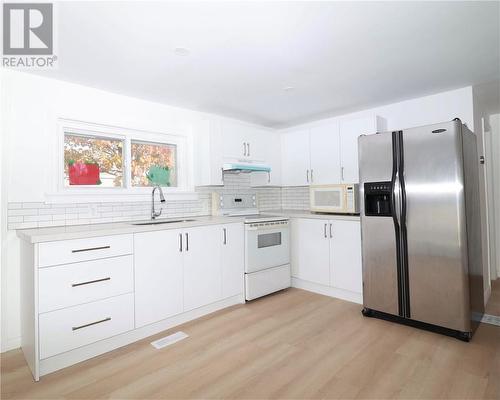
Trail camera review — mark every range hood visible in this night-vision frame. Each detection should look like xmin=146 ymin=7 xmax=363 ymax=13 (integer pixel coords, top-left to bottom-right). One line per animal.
xmin=222 ymin=162 xmax=271 ymax=173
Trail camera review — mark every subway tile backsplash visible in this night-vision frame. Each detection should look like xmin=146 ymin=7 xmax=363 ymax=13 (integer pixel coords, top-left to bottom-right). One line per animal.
xmin=7 ymin=173 xmax=310 ymax=230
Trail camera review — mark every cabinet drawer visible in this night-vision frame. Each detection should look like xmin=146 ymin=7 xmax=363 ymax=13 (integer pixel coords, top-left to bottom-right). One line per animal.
xmin=38 ymin=234 xmax=133 ymax=267
xmin=39 ymin=293 xmax=134 ymax=359
xmin=39 ymin=256 xmax=134 ymax=313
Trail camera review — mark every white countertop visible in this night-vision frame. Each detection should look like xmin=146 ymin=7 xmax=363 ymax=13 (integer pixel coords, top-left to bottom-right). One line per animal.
xmin=17 ymin=215 xmax=245 ymax=244
xmin=262 ymin=209 xmax=360 ymax=221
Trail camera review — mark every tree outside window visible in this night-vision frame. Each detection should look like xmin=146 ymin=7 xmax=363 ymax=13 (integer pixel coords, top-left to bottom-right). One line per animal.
xmin=131 ymin=141 xmax=177 ymax=187
xmin=64 ymin=133 xmax=124 ymax=187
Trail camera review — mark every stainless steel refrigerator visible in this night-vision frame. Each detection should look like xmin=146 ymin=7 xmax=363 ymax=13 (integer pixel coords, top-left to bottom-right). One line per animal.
xmin=358 ymin=119 xmax=484 ymax=341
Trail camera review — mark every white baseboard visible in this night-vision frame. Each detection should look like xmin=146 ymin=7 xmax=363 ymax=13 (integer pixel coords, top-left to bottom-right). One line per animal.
xmin=38 ymin=294 xmax=244 ymax=380
xmin=1 ymin=337 xmax=21 ymax=353
xmin=291 ymin=278 xmax=363 ymax=305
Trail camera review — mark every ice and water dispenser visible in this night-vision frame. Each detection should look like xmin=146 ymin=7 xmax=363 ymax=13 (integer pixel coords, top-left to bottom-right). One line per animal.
xmin=364 ymin=182 xmax=392 ymax=217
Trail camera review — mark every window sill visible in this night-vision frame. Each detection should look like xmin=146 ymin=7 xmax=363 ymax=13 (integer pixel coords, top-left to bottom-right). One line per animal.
xmin=44 ymin=190 xmax=200 ymax=204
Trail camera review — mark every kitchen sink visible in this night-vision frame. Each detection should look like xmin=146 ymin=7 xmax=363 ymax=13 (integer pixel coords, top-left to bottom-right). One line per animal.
xmin=132 ymin=219 xmax=196 ymax=226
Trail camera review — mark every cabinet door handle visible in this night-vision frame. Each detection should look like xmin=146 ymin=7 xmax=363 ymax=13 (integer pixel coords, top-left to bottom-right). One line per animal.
xmin=72 ymin=277 xmax=110 ymax=287
xmin=247 ymin=142 xmax=251 ymax=156
xmin=179 ymin=233 xmax=183 ymax=252
xmin=185 ymin=233 xmax=189 ymax=251
xmin=72 ymin=317 xmax=111 ymax=331
xmin=324 ymin=223 xmax=327 ymax=238
xmin=311 ymin=169 xmax=314 ymax=183
xmin=306 ymin=169 xmax=310 ymax=183
xmin=72 ymin=245 xmax=110 ymax=253
xmin=329 ymin=223 xmax=333 ymax=238
xmin=223 ymin=228 xmax=227 ymax=245
xmin=341 ymin=166 xmax=345 ymax=181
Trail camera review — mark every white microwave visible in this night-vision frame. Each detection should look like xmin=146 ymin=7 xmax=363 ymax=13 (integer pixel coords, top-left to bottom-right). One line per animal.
xmin=310 ymin=184 xmax=360 ymax=214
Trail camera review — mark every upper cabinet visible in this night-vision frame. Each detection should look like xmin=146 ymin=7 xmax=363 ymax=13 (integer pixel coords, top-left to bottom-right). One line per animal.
xmin=339 ymin=116 xmax=383 ymax=183
xmin=194 ymin=118 xmax=281 ymax=186
xmin=309 ymin=122 xmax=341 ymax=185
xmin=221 ymin=120 xmax=266 ymax=162
xmin=281 ymin=115 xmax=384 ymax=186
xmin=280 ymin=129 xmax=311 ymax=186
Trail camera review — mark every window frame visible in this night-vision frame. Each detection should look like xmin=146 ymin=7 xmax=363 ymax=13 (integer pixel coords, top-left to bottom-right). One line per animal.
xmin=55 ymin=119 xmax=190 ymax=199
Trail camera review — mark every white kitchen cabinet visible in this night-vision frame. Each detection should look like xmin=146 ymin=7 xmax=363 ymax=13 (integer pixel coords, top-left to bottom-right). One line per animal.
xmin=291 ymin=218 xmax=330 ymax=285
xmin=329 ymin=220 xmax=363 ymax=293
xmin=309 ymin=122 xmax=341 ymax=185
xmin=280 ymin=115 xmax=384 ymax=187
xmin=134 ymin=229 xmax=184 ymax=328
xmin=221 ymin=120 xmax=266 ymax=162
xmin=291 ymin=217 xmax=362 ymax=303
xmin=250 ymin=130 xmax=282 ymax=186
xmin=183 ymin=225 xmax=222 ymax=311
xmin=194 ymin=118 xmax=279 ymax=186
xmin=20 ymin=222 xmax=245 ymax=381
xmin=339 ymin=116 xmax=383 ymax=183
xmin=281 ymin=129 xmax=311 ymax=186
xmin=221 ymin=223 xmax=245 ymax=298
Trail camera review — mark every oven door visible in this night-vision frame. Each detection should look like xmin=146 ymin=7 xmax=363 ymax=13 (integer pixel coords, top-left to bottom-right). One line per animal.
xmin=245 ymin=221 xmax=290 ymax=273
xmin=310 ymin=186 xmax=346 ymax=213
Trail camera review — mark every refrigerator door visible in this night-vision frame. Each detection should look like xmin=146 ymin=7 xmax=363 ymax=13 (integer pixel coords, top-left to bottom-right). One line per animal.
xmin=402 ymin=120 xmax=470 ymax=332
xmin=359 ymin=132 xmax=400 ymax=316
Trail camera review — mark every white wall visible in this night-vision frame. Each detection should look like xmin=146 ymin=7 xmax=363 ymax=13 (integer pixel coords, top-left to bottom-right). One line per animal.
xmin=490 ymin=114 xmax=500 ymax=280
xmin=280 ymin=86 xmax=474 ymax=134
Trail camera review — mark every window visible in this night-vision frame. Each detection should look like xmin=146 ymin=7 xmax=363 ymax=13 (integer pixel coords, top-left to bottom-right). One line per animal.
xmin=64 ymin=133 xmax=124 ymax=187
xmin=58 ymin=121 xmax=187 ymax=196
xmin=131 ymin=140 xmax=177 ymax=187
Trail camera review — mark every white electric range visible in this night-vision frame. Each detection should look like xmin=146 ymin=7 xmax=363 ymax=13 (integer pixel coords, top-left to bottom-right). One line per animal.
xmin=212 ymin=193 xmax=291 ymax=300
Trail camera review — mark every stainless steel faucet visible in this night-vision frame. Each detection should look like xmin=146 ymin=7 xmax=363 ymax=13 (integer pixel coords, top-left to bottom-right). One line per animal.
xmin=151 ymin=185 xmax=166 ymax=219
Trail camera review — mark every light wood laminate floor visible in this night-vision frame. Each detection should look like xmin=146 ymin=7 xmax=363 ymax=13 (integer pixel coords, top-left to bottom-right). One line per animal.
xmin=2 ymin=288 xmax=499 ymax=399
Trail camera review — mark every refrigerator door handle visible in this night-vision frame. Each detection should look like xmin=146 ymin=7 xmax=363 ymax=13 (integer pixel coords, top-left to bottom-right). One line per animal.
xmin=398 ymin=130 xmax=411 ymax=318
xmin=391 ymin=131 xmax=404 ymax=317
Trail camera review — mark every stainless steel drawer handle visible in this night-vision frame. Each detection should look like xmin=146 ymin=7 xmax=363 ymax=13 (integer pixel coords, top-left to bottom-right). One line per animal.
xmin=72 ymin=317 xmax=111 ymax=331
xmin=71 ymin=245 xmax=110 ymax=253
xmin=71 ymin=277 xmax=111 ymax=287
xmin=324 ymin=223 xmax=327 ymax=238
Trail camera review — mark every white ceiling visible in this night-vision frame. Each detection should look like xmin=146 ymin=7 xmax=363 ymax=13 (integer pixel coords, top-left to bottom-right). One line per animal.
xmin=35 ymin=1 xmax=500 ymax=127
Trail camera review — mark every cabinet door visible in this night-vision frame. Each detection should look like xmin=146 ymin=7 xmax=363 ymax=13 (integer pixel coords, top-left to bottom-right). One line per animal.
xmin=291 ymin=218 xmax=330 ymax=285
xmin=310 ymin=122 xmax=341 ymax=184
xmin=183 ymin=225 xmax=222 ymax=311
xmin=221 ymin=120 xmax=247 ymax=160
xmin=221 ymin=223 xmax=245 ymax=298
xmin=245 ymin=127 xmax=266 ymax=162
xmin=281 ymin=129 xmax=311 ymax=186
xmin=250 ymin=131 xmax=281 ymax=186
xmin=330 ymin=220 xmax=362 ymax=293
xmin=134 ymin=230 xmax=184 ymax=328
xmin=339 ymin=116 xmax=379 ymax=183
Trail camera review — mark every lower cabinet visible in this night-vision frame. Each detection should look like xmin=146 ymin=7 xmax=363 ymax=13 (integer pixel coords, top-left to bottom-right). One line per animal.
xmin=291 ymin=218 xmax=330 ymax=285
xmin=21 ymin=223 xmax=245 ymax=381
xmin=134 ymin=223 xmax=244 ymax=327
xmin=330 ymin=220 xmax=363 ymax=294
xmin=291 ymin=217 xmax=362 ymax=301
xmin=183 ymin=225 xmax=222 ymax=311
xmin=134 ymin=229 xmax=184 ymax=328
xmin=221 ymin=223 xmax=245 ymax=298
